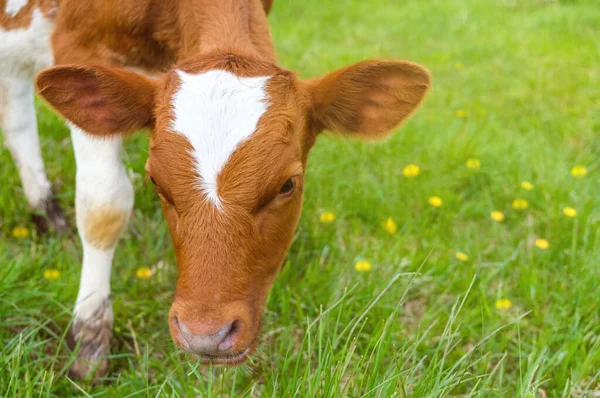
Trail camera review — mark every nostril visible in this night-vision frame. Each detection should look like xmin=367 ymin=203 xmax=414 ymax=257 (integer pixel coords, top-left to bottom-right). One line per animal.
xmin=172 ymin=317 xmax=241 ymax=354
xmin=217 ymin=320 xmax=240 ymax=352
xmin=215 ymin=321 xmax=233 ymax=338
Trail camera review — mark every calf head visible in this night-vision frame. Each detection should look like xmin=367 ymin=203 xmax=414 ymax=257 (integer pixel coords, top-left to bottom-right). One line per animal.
xmin=36 ymin=53 xmax=430 ymax=364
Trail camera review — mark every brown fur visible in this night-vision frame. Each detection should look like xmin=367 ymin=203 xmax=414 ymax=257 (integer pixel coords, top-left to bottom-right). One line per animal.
xmin=36 ymin=65 xmax=156 ymax=135
xmin=306 ymin=60 xmax=431 ymax=137
xmin=47 ymin=0 xmax=275 ymax=68
xmin=0 ymin=0 xmax=57 ymax=29
xmin=33 ymin=0 xmax=431 ymax=369
xmin=81 ymin=206 xmax=129 ymax=250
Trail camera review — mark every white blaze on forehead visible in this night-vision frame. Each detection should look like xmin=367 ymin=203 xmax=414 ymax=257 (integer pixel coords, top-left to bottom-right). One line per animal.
xmin=171 ymin=69 xmax=271 ymax=209
xmin=4 ymin=0 xmax=28 ymax=17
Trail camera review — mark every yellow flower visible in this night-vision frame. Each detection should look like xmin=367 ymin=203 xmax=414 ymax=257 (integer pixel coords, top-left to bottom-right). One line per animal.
xmin=455 ymin=252 xmax=469 ymax=261
xmin=43 ymin=269 xmax=60 ymax=280
xmin=354 ymin=260 xmax=372 ymax=273
xmin=319 ymin=211 xmax=336 ymax=223
xmin=490 ymin=211 xmax=505 ymax=222
xmin=466 ymin=158 xmax=480 ymax=169
xmin=455 ymin=62 xmax=464 ymax=70
xmin=563 ymin=207 xmax=577 ymax=218
xmin=535 ymin=238 xmax=549 ymax=250
xmin=136 ymin=267 xmax=152 ymax=279
xmin=428 ymin=196 xmax=443 ymax=207
xmin=402 ymin=164 xmax=420 ymax=178
xmin=521 ymin=181 xmax=534 ymax=191
xmin=455 ymin=109 xmax=468 ymax=118
xmin=12 ymin=226 xmax=29 ymax=238
xmin=495 ymin=298 xmax=512 ymax=310
xmin=383 ymin=217 xmax=397 ymax=234
xmin=571 ymin=165 xmax=587 ymax=177
xmin=512 ymin=199 xmax=529 ymax=210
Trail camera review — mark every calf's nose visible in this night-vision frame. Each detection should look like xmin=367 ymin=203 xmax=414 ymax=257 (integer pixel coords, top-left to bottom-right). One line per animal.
xmin=172 ymin=317 xmax=238 ymax=354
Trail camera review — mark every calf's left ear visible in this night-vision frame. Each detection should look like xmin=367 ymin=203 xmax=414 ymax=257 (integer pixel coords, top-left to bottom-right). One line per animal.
xmin=305 ymin=60 xmax=431 ymax=138
xmin=36 ymin=65 xmax=156 ymax=137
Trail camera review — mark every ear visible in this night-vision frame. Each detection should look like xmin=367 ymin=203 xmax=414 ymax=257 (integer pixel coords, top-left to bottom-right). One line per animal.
xmin=35 ymin=65 xmax=156 ymax=136
xmin=306 ymin=60 xmax=431 ymax=138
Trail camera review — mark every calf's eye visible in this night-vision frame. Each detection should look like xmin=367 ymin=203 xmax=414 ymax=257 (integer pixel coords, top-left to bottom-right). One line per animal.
xmin=279 ymin=178 xmax=296 ymax=197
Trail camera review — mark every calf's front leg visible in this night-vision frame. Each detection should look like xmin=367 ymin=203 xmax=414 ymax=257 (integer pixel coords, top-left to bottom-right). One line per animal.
xmin=68 ymin=124 xmax=134 ymax=380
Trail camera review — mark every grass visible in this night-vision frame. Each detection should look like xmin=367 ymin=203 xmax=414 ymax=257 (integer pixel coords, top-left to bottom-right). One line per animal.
xmin=2 ymin=0 xmax=600 ymax=396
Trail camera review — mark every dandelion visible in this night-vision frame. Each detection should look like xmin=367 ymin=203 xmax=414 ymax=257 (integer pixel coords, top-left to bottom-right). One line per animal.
xmin=402 ymin=164 xmax=420 ymax=178
xmin=136 ymin=267 xmax=152 ymax=279
xmin=571 ymin=165 xmax=587 ymax=178
xmin=490 ymin=211 xmax=505 ymax=222
xmin=535 ymin=238 xmax=549 ymax=250
xmin=495 ymin=298 xmax=512 ymax=310
xmin=512 ymin=199 xmax=529 ymax=210
xmin=12 ymin=226 xmax=29 ymax=238
xmin=455 ymin=252 xmax=469 ymax=261
xmin=521 ymin=181 xmax=534 ymax=191
xmin=428 ymin=196 xmax=443 ymax=207
xmin=466 ymin=158 xmax=480 ymax=169
xmin=455 ymin=62 xmax=464 ymax=70
xmin=319 ymin=211 xmax=336 ymax=223
xmin=354 ymin=260 xmax=372 ymax=273
xmin=455 ymin=109 xmax=468 ymax=118
xmin=383 ymin=217 xmax=397 ymax=234
xmin=43 ymin=269 xmax=60 ymax=280
xmin=563 ymin=207 xmax=577 ymax=218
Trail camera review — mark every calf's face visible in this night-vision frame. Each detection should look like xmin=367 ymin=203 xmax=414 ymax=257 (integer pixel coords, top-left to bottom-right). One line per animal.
xmin=36 ymin=54 xmax=430 ymax=363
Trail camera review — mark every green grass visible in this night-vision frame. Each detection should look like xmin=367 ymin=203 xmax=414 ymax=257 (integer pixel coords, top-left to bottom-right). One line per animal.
xmin=2 ymin=0 xmax=600 ymax=396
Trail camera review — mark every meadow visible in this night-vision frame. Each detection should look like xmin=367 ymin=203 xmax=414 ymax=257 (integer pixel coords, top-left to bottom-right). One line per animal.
xmin=1 ymin=0 xmax=600 ymax=396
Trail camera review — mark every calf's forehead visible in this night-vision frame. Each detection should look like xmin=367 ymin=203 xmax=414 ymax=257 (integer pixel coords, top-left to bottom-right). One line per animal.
xmin=168 ymin=69 xmax=272 ymax=209
xmin=152 ymin=68 xmax=306 ymax=213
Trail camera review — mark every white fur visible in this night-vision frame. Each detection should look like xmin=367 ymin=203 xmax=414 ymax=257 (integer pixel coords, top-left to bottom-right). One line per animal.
xmin=74 ymin=244 xmax=115 ymax=319
xmin=4 ymin=0 xmax=27 ymax=17
xmin=171 ymin=69 xmax=271 ymax=209
xmin=1 ymin=77 xmax=52 ymax=209
xmin=70 ymin=125 xmax=134 ymax=320
xmin=0 ymin=8 xmax=54 ymax=209
xmin=0 ymin=9 xmax=54 ymax=78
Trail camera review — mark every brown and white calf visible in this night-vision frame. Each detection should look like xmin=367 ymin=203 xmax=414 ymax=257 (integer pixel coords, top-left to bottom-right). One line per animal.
xmin=1 ymin=0 xmax=430 ymax=378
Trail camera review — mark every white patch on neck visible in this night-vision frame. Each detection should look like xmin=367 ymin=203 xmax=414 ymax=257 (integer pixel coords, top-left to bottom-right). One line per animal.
xmin=0 ymin=9 xmax=54 ymax=78
xmin=4 ymin=0 xmax=28 ymax=17
xmin=171 ymin=69 xmax=271 ymax=210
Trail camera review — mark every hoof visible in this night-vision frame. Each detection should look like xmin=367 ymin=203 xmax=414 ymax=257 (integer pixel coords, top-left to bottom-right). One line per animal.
xmin=67 ymin=300 xmax=113 ymax=380
xmin=32 ymin=192 xmax=69 ymax=234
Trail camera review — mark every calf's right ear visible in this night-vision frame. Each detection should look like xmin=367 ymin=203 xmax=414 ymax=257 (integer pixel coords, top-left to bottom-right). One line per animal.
xmin=305 ymin=60 xmax=431 ymax=139
xmin=36 ymin=65 xmax=157 ymax=137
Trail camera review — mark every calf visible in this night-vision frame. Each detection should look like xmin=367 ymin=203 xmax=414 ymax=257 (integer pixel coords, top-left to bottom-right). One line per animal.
xmin=1 ymin=0 xmax=430 ymax=378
